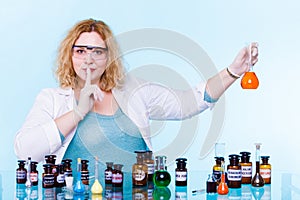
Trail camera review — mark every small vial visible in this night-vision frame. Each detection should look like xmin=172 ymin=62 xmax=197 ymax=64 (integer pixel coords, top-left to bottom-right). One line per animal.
xmin=63 ymin=159 xmax=73 ymax=177
xmin=144 ymin=150 xmax=155 ymax=181
xmin=206 ymin=174 xmax=217 ymax=193
xmin=42 ymin=164 xmax=55 ymax=188
xmin=175 ymin=158 xmax=187 ymax=186
xmin=16 ymin=160 xmax=27 ymax=184
xmin=112 ymin=164 xmax=123 ymax=187
xmin=105 ymin=162 xmax=114 ymax=184
xmin=227 ymin=154 xmax=242 ymax=188
xmin=260 ymin=156 xmax=271 ymax=184
xmin=240 ymin=152 xmax=252 ymax=184
xmin=30 ymin=161 xmax=39 ymax=186
xmin=81 ymin=159 xmax=89 ymax=185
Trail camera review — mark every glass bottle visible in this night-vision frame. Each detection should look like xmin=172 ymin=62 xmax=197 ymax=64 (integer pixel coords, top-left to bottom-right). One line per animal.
xmin=175 ymin=158 xmax=187 ymax=186
xmin=16 ymin=160 xmax=27 ymax=184
xmin=144 ymin=150 xmax=155 ymax=181
xmin=81 ymin=159 xmax=89 ymax=185
xmin=212 ymin=157 xmax=224 ymax=185
xmin=30 ymin=161 xmax=39 ymax=186
xmin=206 ymin=174 xmax=217 ymax=193
xmin=251 ymin=143 xmax=265 ymax=187
xmin=153 ymin=156 xmax=171 ymax=187
xmin=105 ymin=162 xmax=114 ymax=184
xmin=55 ymin=164 xmax=65 ymax=188
xmin=132 ymin=150 xmax=148 ymax=186
xmin=45 ymin=154 xmax=57 ymax=174
xmin=240 ymin=151 xmax=252 ymax=184
xmin=260 ymin=156 xmax=271 ymax=184
xmin=112 ymin=164 xmax=124 ymax=187
xmin=62 ymin=159 xmax=73 ymax=177
xmin=227 ymin=154 xmax=242 ymax=188
xmin=42 ymin=164 xmax=54 ymax=188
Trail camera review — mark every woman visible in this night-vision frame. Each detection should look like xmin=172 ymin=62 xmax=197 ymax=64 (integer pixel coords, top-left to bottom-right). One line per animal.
xmin=14 ymin=19 xmax=258 ymax=180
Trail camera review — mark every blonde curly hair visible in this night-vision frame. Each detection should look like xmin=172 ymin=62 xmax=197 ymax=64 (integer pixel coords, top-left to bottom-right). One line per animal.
xmin=55 ymin=19 xmax=124 ymax=91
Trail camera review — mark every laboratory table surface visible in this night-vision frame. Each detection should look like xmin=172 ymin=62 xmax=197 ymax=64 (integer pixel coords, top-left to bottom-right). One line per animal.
xmin=1 ymin=170 xmax=299 ymax=199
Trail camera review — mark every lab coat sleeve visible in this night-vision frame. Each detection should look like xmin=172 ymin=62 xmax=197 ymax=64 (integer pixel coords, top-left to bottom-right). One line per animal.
xmin=145 ymin=81 xmax=214 ymax=120
xmin=14 ymin=89 xmax=62 ymax=162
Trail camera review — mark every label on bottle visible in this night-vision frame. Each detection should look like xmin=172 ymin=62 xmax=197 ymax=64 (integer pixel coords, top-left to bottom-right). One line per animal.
xmin=146 ymin=163 xmax=155 ymax=175
xmin=241 ymin=166 xmax=252 ymax=177
xmin=133 ymin=169 xmax=146 ymax=181
xmin=213 ymin=170 xmax=221 ymax=181
xmin=56 ymin=174 xmax=65 ymax=183
xmin=81 ymin=171 xmax=89 ymax=181
xmin=64 ymin=170 xmax=72 ymax=177
xmin=112 ymin=173 xmax=123 ymax=183
xmin=105 ymin=171 xmax=112 ymax=180
xmin=30 ymin=172 xmax=38 ymax=182
xmin=227 ymin=169 xmax=241 ymax=181
xmin=16 ymin=171 xmax=26 ymax=179
xmin=260 ymin=168 xmax=271 ymax=178
xmin=43 ymin=174 xmax=55 ymax=186
xmin=175 ymin=171 xmax=187 ymax=181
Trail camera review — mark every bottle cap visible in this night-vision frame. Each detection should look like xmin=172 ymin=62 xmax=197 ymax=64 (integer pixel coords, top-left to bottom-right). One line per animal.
xmin=240 ymin=152 xmax=251 ymax=163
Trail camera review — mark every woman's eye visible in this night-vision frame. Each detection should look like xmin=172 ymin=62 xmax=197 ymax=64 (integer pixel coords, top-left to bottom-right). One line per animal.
xmin=94 ymin=49 xmax=104 ymax=55
xmin=76 ymin=49 xmax=86 ymax=54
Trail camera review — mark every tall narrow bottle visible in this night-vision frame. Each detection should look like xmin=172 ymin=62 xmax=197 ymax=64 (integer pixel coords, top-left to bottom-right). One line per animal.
xmin=144 ymin=150 xmax=155 ymax=181
xmin=251 ymin=143 xmax=265 ymax=187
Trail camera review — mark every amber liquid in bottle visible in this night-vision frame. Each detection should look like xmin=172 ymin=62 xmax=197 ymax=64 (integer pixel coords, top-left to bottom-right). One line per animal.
xmin=132 ymin=151 xmax=148 ymax=186
xmin=213 ymin=157 xmax=224 ymax=185
xmin=144 ymin=151 xmax=155 ymax=181
xmin=227 ymin=154 xmax=242 ymax=188
xmin=240 ymin=152 xmax=252 ymax=184
xmin=260 ymin=156 xmax=271 ymax=184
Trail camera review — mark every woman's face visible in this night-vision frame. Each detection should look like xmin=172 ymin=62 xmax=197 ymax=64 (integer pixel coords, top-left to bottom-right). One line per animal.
xmin=72 ymin=32 xmax=108 ymax=86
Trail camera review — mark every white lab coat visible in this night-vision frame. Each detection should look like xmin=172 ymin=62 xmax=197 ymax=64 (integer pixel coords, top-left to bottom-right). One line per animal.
xmin=14 ymin=75 xmax=213 ymax=163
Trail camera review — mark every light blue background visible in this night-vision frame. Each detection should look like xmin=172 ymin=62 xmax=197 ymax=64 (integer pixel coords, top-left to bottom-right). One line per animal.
xmin=1 ymin=0 xmax=299 ymax=184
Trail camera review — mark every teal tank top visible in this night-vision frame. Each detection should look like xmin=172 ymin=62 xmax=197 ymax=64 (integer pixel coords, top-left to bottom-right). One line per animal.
xmin=63 ymin=108 xmax=147 ymax=187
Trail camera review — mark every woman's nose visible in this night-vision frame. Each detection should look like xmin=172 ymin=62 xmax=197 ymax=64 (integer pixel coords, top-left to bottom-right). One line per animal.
xmin=84 ymin=53 xmax=94 ymax=64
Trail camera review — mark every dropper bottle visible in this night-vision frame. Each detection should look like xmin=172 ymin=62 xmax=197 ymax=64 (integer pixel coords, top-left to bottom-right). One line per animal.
xmin=251 ymin=143 xmax=265 ymax=187
xmin=91 ymin=156 xmax=103 ymax=194
xmin=74 ymin=158 xmax=85 ymax=193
